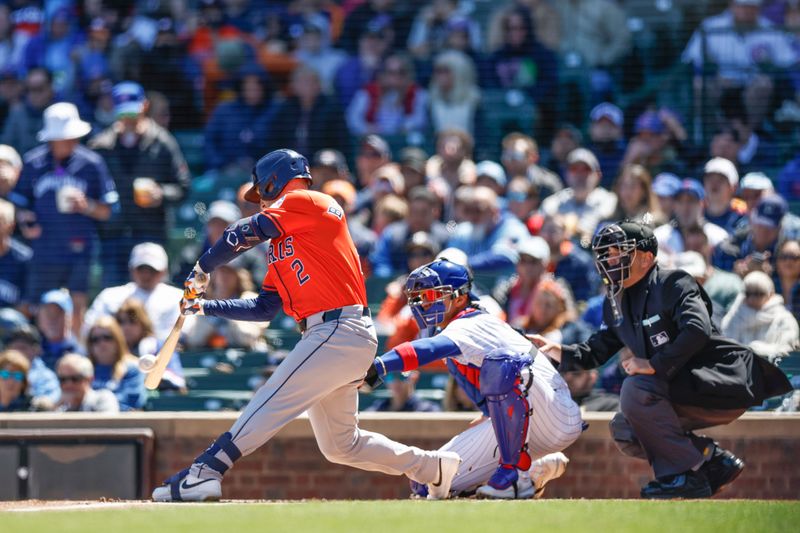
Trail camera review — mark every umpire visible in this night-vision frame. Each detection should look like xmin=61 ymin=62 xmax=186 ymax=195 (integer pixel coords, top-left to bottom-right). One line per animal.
xmin=531 ymin=221 xmax=791 ymax=499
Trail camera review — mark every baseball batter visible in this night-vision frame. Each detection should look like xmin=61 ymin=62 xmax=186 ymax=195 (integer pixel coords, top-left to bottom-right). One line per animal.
xmin=152 ymin=149 xmax=460 ymax=502
xmin=363 ymin=259 xmax=584 ymax=499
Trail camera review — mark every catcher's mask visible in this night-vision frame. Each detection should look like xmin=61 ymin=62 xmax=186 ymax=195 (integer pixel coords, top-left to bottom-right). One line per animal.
xmin=405 ymin=260 xmax=472 ymax=328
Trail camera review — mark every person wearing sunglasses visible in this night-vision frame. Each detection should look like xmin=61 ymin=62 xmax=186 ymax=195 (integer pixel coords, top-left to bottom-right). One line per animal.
xmin=55 ymin=353 xmax=118 ymax=412
xmin=85 ymin=316 xmax=145 ymax=411
xmin=775 ymin=239 xmax=800 ymax=322
xmin=721 ymin=271 xmax=800 ymax=362
xmin=0 ymin=349 xmax=33 ymax=412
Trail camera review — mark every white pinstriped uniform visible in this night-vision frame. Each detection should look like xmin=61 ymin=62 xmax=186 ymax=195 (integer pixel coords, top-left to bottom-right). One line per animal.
xmin=437 ymin=313 xmax=584 ymax=493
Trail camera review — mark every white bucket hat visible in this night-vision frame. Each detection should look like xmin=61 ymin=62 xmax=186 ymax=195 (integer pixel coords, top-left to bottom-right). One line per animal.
xmin=37 ymin=102 xmax=92 ymax=142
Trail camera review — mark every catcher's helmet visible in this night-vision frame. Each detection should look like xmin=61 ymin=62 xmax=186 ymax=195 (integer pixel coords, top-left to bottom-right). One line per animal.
xmin=405 ymin=260 xmax=472 ymax=328
xmin=244 ymin=149 xmax=312 ymax=202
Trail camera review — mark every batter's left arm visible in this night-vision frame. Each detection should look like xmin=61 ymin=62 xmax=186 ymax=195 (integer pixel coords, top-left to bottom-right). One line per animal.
xmin=202 ymin=288 xmax=283 ymax=322
xmin=198 ymin=213 xmax=280 ymax=273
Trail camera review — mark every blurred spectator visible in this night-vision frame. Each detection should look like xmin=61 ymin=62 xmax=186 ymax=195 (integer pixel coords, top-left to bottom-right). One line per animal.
xmin=407 ymin=0 xmax=479 ymax=60
xmin=365 ymin=370 xmax=441 ymax=412
xmin=474 ymin=160 xmax=507 ymax=199
xmin=346 ymin=53 xmax=428 ymax=140
xmin=55 ymin=353 xmax=119 ymax=413
xmin=775 ymin=239 xmax=800 ymax=321
xmin=83 ymin=243 xmax=186 ymax=344
xmin=398 ymin=146 xmax=428 ymax=192
xmin=115 ymin=299 xmax=157 ymax=357
xmin=486 ymin=0 xmax=561 ymax=52
xmin=369 ymin=186 xmax=449 ymax=278
xmin=89 ymin=81 xmax=191 ymax=287
xmin=505 ymin=175 xmax=540 ymax=230
xmin=587 ymin=102 xmax=626 ymax=188
xmin=426 ymin=128 xmax=476 ymax=194
xmin=481 ymin=7 xmax=558 ymax=116
xmin=709 ymin=115 xmax=778 ymax=175
xmin=354 ymin=133 xmax=391 ymax=195
xmin=541 ymin=148 xmax=617 ymax=240
xmin=36 ymin=288 xmax=78 ymax=371
xmin=777 ymin=147 xmax=800 ymax=203
xmin=702 ymin=157 xmax=746 ymax=235
xmin=428 ymin=50 xmax=480 ymax=136
xmin=339 ymin=0 xmax=406 ymax=54
xmin=2 ymin=323 xmax=59 ymax=403
xmin=0 ymin=69 xmax=23 ymax=128
xmin=651 ymin=172 xmax=681 ymax=221
xmin=682 ymin=0 xmax=797 ymax=127
xmin=523 ymin=277 xmax=591 ymax=345
xmin=674 ymin=248 xmax=743 ymax=324
xmin=21 ymin=7 xmax=80 ymax=95
xmin=494 ymin=235 xmax=550 ymax=327
xmin=544 ymin=123 xmax=583 ymax=178
xmin=447 ymin=185 xmax=530 ymax=273
xmin=654 ymin=179 xmax=728 ymax=258
xmin=621 ymin=110 xmax=686 ymax=178
xmin=310 ymin=149 xmax=350 ymax=192
xmin=186 ymin=262 xmax=266 ymax=350
xmin=606 ymin=164 xmax=663 ymax=226
xmin=563 ymin=368 xmax=620 ymax=412
xmin=146 ymin=90 xmax=170 ymax=130
xmin=293 ymin=21 xmax=347 ymax=95
xmin=738 ymin=171 xmax=775 ymax=214
xmin=266 ymin=66 xmax=347 ymax=157
xmin=0 ymin=197 xmax=31 ymax=309
xmin=371 ymin=193 xmax=408 ymax=236
xmin=555 ymin=0 xmax=631 ymax=71
xmin=85 ymin=316 xmax=146 ymax=411
xmin=0 ymin=349 xmax=34 ymax=411
xmin=204 ymin=64 xmax=274 ymax=173
xmin=539 ymin=214 xmax=601 ymax=303
xmin=1 ymin=67 xmax=54 ymax=155
xmin=71 ymin=18 xmax=113 ymax=101
xmin=501 ymin=132 xmax=562 ymax=200
xmin=721 ymin=271 xmax=800 ymax=362
xmin=333 ymin=16 xmax=392 ymax=108
xmin=14 ymin=102 xmax=117 ymax=329
xmin=714 ymin=194 xmax=793 ymax=277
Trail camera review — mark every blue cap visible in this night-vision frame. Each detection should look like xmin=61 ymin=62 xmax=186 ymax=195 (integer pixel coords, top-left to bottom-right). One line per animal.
xmin=675 ymin=178 xmax=705 ymax=200
xmin=752 ymin=195 xmax=787 ymax=229
xmin=41 ymin=289 xmax=73 ymax=315
xmin=635 ymin=111 xmax=665 ymax=134
xmin=652 ymin=172 xmax=681 ymax=197
xmin=590 ymin=102 xmax=623 ymax=127
xmin=112 ymin=81 xmax=146 ymax=117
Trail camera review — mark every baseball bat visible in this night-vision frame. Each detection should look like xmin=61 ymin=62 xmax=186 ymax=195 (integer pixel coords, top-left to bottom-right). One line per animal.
xmin=144 ymin=314 xmax=186 ymax=390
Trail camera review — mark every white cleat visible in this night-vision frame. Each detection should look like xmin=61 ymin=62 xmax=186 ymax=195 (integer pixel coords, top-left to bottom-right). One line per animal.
xmin=152 ymin=473 xmax=222 ymax=502
xmin=426 ymin=451 xmax=461 ymax=500
xmin=475 ymin=470 xmax=535 ymax=500
xmin=530 ymin=452 xmax=569 ymax=499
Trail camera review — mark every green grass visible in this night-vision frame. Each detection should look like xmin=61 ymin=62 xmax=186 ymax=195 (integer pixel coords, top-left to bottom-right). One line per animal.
xmin=3 ymin=500 xmax=798 ymax=533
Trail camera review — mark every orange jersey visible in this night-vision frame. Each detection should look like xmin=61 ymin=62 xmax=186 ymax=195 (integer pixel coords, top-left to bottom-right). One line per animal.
xmin=260 ymin=189 xmax=367 ymax=321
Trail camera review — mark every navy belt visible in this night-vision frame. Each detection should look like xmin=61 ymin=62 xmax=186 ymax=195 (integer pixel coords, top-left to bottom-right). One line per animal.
xmin=298 ymin=306 xmax=371 ymax=333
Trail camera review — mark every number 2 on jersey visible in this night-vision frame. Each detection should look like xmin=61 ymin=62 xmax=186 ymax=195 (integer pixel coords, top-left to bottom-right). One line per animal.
xmin=291 ymin=259 xmax=310 ymax=285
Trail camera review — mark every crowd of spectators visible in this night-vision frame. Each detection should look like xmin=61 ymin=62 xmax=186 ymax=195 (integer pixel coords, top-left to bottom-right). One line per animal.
xmin=0 ymin=0 xmax=799 ymax=413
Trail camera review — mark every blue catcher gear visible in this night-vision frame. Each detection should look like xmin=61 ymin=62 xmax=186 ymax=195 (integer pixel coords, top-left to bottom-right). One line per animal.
xmin=405 ymin=260 xmax=472 ymax=328
xmin=480 ymin=350 xmax=533 ymax=489
xmin=244 ymin=148 xmax=312 ymax=202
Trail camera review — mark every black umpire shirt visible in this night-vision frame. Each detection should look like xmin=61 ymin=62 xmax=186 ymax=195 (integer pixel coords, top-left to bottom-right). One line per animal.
xmin=560 ymin=265 xmax=791 ymax=410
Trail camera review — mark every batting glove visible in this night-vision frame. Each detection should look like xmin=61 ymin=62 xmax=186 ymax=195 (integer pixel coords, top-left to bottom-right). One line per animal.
xmin=180 ymin=297 xmax=205 ymax=316
xmin=184 ymin=262 xmax=210 ymax=300
xmin=362 ymin=363 xmax=383 ymax=390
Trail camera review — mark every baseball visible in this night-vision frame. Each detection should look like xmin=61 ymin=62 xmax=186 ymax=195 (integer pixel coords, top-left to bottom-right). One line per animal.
xmin=138 ymin=354 xmax=157 ymax=373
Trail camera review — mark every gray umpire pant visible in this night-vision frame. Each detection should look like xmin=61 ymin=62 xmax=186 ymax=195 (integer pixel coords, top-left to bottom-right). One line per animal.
xmin=609 ymin=375 xmax=745 ymax=478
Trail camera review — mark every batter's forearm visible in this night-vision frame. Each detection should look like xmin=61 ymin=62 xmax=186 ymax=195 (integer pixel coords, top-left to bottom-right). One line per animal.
xmin=202 ymin=290 xmax=282 ymax=322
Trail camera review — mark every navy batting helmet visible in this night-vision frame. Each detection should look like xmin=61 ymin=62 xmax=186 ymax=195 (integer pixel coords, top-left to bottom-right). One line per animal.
xmin=405 ymin=259 xmax=472 ymax=328
xmin=244 ymin=149 xmax=312 ymax=202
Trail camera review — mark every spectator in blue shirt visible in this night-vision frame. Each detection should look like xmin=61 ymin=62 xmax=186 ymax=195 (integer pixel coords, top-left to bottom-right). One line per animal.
xmin=369 ymin=186 xmax=450 ymax=278
xmin=21 ymin=7 xmax=81 ymax=95
xmin=2 ymin=323 xmax=60 ymax=404
xmin=1 ymin=68 xmax=55 ymax=156
xmin=776 ymin=148 xmax=800 ymax=203
xmin=447 ymin=185 xmax=531 ymax=273
xmin=36 ymin=289 xmax=78 ymax=371
xmin=0 ymin=144 xmax=23 ymax=204
xmin=538 ymin=214 xmax=601 ymax=303
xmin=0 ymin=198 xmax=31 ymax=309
xmin=85 ymin=315 xmax=146 ymax=411
xmin=14 ymin=102 xmax=117 ymax=329
xmin=702 ymin=157 xmax=745 ymax=235
xmin=587 ymin=102 xmax=627 ymax=189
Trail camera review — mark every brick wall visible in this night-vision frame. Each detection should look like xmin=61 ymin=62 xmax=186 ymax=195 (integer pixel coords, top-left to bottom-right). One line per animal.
xmin=1 ymin=412 xmax=798 ymax=499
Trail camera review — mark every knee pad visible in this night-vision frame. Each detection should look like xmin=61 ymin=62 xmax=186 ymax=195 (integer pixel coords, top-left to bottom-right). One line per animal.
xmin=195 ymin=431 xmax=242 ymax=476
xmin=480 ymin=353 xmax=532 ymax=468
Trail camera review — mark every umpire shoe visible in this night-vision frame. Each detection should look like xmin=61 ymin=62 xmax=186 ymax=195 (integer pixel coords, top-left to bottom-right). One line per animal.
xmin=426 ymin=451 xmax=461 ymax=500
xmin=530 ymin=452 xmax=569 ymax=499
xmin=476 ymin=466 xmax=535 ymax=500
xmin=701 ymin=445 xmax=745 ymax=495
xmin=640 ymin=470 xmax=712 ymax=499
xmin=152 ymin=468 xmax=222 ymax=502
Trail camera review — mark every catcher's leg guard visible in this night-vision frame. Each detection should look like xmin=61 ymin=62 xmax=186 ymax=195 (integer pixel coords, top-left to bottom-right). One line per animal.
xmin=480 ymin=353 xmax=533 ymax=486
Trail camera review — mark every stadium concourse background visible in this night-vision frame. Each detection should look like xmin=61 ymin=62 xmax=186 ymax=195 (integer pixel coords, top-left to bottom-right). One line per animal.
xmin=0 ymin=0 xmax=800 ymax=500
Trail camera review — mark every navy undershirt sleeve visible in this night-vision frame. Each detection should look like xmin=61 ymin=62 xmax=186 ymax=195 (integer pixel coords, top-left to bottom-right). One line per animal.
xmin=202 ymin=288 xmax=282 ymax=322
xmin=198 ymin=214 xmax=279 ymax=272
